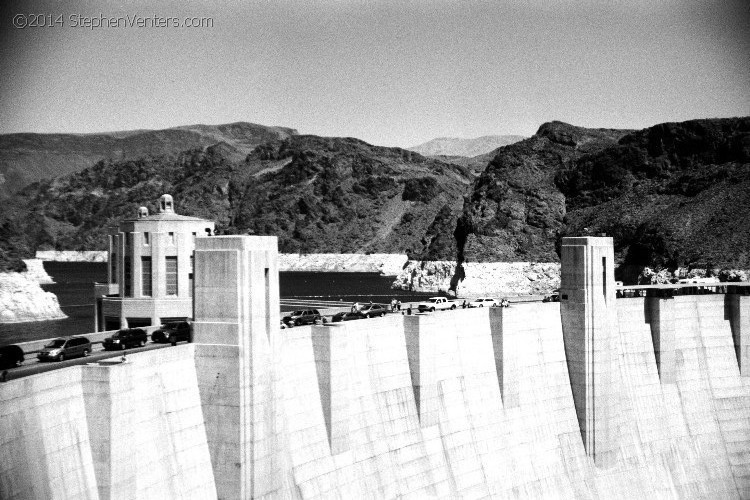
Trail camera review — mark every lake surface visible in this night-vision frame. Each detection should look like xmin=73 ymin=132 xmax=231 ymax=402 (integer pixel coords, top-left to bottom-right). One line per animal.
xmin=0 ymin=262 xmax=435 ymax=344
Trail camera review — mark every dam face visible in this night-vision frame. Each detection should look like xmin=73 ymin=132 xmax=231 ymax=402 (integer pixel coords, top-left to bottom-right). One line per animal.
xmin=1 ymin=236 xmax=749 ymax=499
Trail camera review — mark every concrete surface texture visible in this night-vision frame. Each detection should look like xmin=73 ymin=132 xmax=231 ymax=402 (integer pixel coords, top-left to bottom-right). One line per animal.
xmin=1 ymin=234 xmax=749 ymax=499
xmin=0 ymin=346 xmax=216 ymax=500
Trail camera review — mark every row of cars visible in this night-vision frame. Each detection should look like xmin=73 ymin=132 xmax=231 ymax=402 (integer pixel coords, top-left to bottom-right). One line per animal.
xmin=0 ymin=321 xmax=192 ymax=367
xmin=278 ymin=298 xmax=510 ymax=329
xmin=417 ymin=297 xmax=510 ymax=312
xmin=280 ymin=304 xmax=393 ymax=328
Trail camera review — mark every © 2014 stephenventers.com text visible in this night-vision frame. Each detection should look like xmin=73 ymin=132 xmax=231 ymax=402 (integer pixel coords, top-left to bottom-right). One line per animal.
xmin=12 ymin=13 xmax=214 ymax=29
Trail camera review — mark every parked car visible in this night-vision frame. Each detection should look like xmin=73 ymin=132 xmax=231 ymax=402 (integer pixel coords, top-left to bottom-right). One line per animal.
xmin=151 ymin=321 xmax=191 ymax=344
xmin=417 ymin=297 xmax=458 ymax=312
xmin=0 ymin=345 xmax=24 ymax=369
xmin=103 ymin=328 xmax=148 ymax=350
xmin=37 ymin=336 xmax=91 ymax=362
xmin=469 ymin=297 xmax=497 ymax=308
xmin=543 ymin=293 xmax=560 ymax=303
xmin=282 ymin=309 xmax=322 ymax=327
xmin=332 ymin=311 xmax=365 ymax=322
xmin=280 ymin=320 xmax=288 ymax=329
xmin=360 ymin=304 xmax=389 ymax=318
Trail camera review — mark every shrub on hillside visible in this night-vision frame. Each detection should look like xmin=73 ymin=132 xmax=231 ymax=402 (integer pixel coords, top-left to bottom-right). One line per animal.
xmin=718 ymin=269 xmax=748 ymax=282
xmin=402 ymin=177 xmax=439 ymax=203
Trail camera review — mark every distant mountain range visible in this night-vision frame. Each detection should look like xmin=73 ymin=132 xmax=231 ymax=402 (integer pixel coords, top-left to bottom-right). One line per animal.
xmin=2 ymin=117 xmax=749 ymax=279
xmin=0 ymin=122 xmax=297 ymax=198
xmin=408 ymin=135 xmax=525 ymax=158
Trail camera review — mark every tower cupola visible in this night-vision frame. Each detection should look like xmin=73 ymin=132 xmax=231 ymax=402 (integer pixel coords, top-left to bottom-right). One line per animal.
xmin=159 ymin=194 xmax=175 ymax=214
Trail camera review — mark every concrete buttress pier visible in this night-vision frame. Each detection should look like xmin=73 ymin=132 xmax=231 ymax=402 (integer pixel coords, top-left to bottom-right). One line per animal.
xmin=192 ymin=236 xmax=280 ymax=500
xmin=727 ymin=294 xmax=750 ymax=377
xmin=559 ymin=236 xmax=618 ymax=466
xmin=646 ymin=296 xmax=677 ymax=383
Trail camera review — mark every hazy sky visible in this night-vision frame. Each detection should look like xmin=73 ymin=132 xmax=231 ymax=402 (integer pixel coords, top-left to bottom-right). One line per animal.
xmin=1 ymin=0 xmax=748 ymax=147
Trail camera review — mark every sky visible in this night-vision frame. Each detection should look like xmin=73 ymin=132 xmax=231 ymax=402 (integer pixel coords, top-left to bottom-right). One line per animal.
xmin=0 ymin=0 xmax=748 ymax=147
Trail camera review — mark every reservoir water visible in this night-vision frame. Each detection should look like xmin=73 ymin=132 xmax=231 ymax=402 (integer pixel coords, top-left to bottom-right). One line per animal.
xmin=0 ymin=262 xmax=435 ymax=344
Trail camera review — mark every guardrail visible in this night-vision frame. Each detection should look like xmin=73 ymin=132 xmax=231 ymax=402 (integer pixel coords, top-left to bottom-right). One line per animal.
xmin=616 ymin=282 xmax=750 ymax=298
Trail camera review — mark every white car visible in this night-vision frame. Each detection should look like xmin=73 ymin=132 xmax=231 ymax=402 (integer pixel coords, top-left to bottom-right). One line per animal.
xmin=469 ymin=297 xmax=496 ymax=308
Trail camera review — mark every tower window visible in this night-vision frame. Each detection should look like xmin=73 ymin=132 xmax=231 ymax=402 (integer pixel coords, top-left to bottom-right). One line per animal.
xmin=110 ymin=255 xmax=117 ymax=284
xmin=166 ymin=256 xmax=178 ymax=296
xmin=169 ymin=232 xmax=175 ymax=244
xmin=143 ymin=232 xmax=150 ymax=245
xmin=141 ymin=257 xmax=152 ymax=296
xmin=124 ymin=257 xmax=132 ymax=297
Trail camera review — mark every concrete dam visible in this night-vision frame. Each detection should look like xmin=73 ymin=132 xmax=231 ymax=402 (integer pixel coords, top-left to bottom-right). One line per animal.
xmin=1 ymin=236 xmax=749 ymax=499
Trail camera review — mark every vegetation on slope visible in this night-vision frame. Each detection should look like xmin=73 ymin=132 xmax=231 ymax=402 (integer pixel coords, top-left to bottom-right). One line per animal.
xmin=0 ymin=136 xmax=472 ymax=269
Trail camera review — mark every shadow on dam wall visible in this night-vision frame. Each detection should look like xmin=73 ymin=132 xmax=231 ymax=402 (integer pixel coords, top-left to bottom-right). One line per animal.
xmin=1 ymin=236 xmax=749 ymax=499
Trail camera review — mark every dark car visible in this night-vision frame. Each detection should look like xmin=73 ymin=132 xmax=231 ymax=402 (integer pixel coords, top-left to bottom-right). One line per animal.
xmin=152 ymin=321 xmax=191 ymax=344
xmin=0 ymin=345 xmax=24 ymax=369
xmin=37 ymin=336 xmax=91 ymax=362
xmin=360 ymin=304 xmax=389 ymax=318
xmin=332 ymin=311 xmax=365 ymax=322
xmin=282 ymin=309 xmax=321 ymax=327
xmin=543 ymin=293 xmax=560 ymax=303
xmin=103 ymin=328 xmax=148 ymax=350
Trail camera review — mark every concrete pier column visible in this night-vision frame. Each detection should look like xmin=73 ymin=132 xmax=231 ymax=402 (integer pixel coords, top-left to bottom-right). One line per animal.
xmin=727 ymin=294 xmax=750 ymax=377
xmin=559 ymin=236 xmax=618 ymax=466
xmin=82 ymin=363 xmax=137 ymax=500
xmin=489 ymin=307 xmax=520 ymax=409
xmin=646 ymin=296 xmax=676 ymax=383
xmin=191 ymin=236 xmax=280 ymax=500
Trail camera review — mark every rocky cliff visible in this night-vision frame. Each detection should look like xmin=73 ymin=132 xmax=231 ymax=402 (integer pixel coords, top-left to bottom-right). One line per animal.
xmin=21 ymin=259 xmax=54 ymax=284
xmin=0 ymin=272 xmax=66 ymax=323
xmin=392 ymin=260 xmax=559 ymax=297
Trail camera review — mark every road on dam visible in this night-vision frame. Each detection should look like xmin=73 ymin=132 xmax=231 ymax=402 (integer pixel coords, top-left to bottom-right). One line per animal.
xmin=2 ymin=342 xmax=172 ymax=381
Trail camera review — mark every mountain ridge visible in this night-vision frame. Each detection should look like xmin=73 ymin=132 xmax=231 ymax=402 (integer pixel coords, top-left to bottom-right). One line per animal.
xmin=0 ymin=122 xmax=298 ymax=197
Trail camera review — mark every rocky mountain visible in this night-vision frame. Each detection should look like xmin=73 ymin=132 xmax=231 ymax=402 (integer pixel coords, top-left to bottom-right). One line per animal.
xmin=0 ymin=122 xmax=298 ymax=198
xmin=457 ymin=117 xmax=750 ymax=279
xmin=408 ymin=135 xmax=525 ymax=158
xmin=0 ymin=135 xmax=471 ymax=270
xmin=2 ymin=117 xmax=748 ymax=280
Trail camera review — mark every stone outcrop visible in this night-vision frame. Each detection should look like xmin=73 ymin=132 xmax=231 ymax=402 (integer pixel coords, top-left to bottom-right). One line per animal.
xmin=21 ymin=259 xmax=54 ymax=284
xmin=0 ymin=272 xmax=66 ymax=323
xmin=392 ymin=260 xmax=560 ymax=296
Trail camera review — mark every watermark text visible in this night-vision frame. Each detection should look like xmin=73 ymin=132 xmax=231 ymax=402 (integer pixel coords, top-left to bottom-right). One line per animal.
xmin=12 ymin=13 xmax=214 ymax=29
